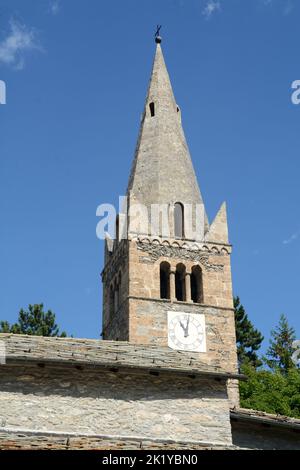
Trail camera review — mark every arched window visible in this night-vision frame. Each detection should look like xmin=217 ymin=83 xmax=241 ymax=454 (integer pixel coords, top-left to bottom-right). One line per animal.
xmin=175 ymin=263 xmax=186 ymax=301
xmin=109 ymin=285 xmax=114 ymax=317
xmin=149 ymin=102 xmax=155 ymax=117
xmin=174 ymin=203 xmax=184 ymax=238
xmin=191 ymin=266 xmax=203 ymax=303
xmin=160 ymin=262 xmax=170 ymax=299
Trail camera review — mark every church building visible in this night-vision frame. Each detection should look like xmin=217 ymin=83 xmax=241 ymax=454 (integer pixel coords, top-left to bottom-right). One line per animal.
xmin=0 ymin=35 xmax=299 ymax=450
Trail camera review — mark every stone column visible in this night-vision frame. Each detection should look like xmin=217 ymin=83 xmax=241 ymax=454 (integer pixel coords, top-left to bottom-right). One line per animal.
xmin=185 ymin=272 xmax=192 ymax=302
xmin=170 ymin=270 xmax=176 ymax=301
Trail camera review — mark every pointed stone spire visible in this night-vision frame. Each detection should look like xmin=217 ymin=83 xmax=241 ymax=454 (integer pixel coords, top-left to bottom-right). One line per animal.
xmin=127 ymin=38 xmax=207 ymax=237
xmin=205 ymin=202 xmax=229 ymax=244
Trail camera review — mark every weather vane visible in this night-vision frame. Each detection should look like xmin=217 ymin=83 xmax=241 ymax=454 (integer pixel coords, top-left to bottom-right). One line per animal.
xmin=155 ymin=25 xmax=162 ymax=44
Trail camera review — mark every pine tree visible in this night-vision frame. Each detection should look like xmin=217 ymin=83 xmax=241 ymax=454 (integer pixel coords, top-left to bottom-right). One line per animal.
xmin=0 ymin=304 xmax=67 ymax=337
xmin=240 ymin=362 xmax=300 ymax=418
xmin=265 ymin=314 xmax=296 ymax=373
xmin=234 ymin=296 xmax=264 ymax=368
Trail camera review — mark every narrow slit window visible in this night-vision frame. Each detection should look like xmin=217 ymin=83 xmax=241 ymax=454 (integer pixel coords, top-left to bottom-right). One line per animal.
xmin=174 ymin=202 xmax=184 ymax=238
xmin=149 ymin=102 xmax=155 ymax=117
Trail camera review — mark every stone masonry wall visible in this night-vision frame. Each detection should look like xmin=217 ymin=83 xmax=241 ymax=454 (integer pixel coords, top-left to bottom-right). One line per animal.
xmin=0 ymin=430 xmax=237 ymax=450
xmin=128 ymin=241 xmax=237 ymax=372
xmin=0 ymin=365 xmax=232 ymax=446
xmin=102 ymin=240 xmax=129 ymax=340
xmin=103 ymin=299 xmax=129 ymax=341
xmin=129 ymin=239 xmax=234 ymax=308
xmin=127 ymin=239 xmax=239 ymax=406
xmin=101 ymin=238 xmax=239 ymax=405
xmin=129 ymin=300 xmax=235 ymax=365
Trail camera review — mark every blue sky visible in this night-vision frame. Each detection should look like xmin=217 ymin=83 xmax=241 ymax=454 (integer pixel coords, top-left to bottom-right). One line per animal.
xmin=0 ymin=0 xmax=299 ymax=352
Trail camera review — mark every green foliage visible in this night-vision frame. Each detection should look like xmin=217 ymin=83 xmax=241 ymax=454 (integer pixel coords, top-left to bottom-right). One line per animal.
xmin=0 ymin=304 xmax=67 ymax=337
xmin=234 ymin=296 xmax=264 ymax=368
xmin=240 ymin=314 xmax=300 ymax=418
xmin=240 ymin=362 xmax=300 ymax=418
xmin=265 ymin=314 xmax=296 ymax=373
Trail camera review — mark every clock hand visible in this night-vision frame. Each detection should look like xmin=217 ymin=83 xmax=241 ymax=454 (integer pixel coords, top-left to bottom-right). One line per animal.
xmin=184 ymin=317 xmax=190 ymax=338
xmin=180 ymin=320 xmax=189 ymax=338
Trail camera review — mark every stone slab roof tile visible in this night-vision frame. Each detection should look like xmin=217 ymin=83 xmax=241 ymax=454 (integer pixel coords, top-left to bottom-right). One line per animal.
xmin=0 ymin=333 xmax=243 ymax=380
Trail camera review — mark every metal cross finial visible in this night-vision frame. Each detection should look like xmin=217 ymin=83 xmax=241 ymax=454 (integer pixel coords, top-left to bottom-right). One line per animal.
xmin=155 ymin=25 xmax=162 ymax=37
xmin=155 ymin=25 xmax=162 ymax=44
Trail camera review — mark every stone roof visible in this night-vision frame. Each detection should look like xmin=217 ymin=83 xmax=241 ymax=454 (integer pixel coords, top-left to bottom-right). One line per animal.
xmin=230 ymin=407 xmax=300 ymax=431
xmin=0 ymin=333 xmax=242 ymax=380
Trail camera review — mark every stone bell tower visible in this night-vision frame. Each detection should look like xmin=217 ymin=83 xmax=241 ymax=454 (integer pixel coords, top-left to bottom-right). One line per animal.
xmin=101 ymin=34 xmax=238 ymax=402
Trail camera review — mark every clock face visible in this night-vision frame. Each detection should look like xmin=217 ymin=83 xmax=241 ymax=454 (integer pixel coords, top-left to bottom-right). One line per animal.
xmin=167 ymin=312 xmax=206 ymax=353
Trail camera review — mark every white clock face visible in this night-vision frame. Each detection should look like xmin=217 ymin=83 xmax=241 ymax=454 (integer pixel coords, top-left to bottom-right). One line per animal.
xmin=168 ymin=312 xmax=206 ymax=353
